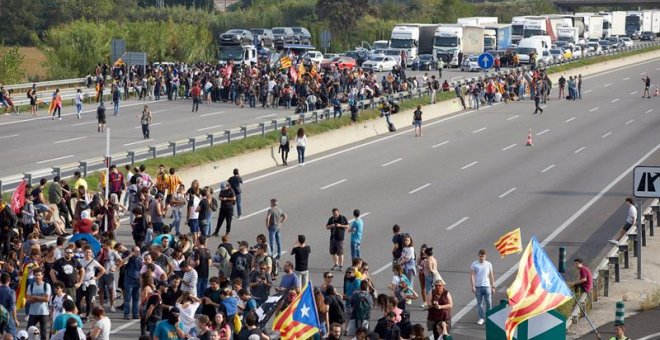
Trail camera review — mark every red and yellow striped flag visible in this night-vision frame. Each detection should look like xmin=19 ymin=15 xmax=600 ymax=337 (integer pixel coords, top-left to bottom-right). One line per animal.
xmin=280 ymin=56 xmax=292 ymax=69
xmin=494 ymin=227 xmax=522 ymax=257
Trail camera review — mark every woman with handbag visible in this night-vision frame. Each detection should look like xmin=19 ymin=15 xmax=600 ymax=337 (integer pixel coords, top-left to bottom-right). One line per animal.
xmin=278 ymin=126 xmax=290 ymax=165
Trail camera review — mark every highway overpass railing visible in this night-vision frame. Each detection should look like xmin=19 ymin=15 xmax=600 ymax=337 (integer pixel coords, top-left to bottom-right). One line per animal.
xmin=1 ymin=41 xmax=659 ymax=194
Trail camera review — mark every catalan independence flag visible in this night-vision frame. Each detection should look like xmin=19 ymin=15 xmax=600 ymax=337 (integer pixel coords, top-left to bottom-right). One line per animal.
xmin=494 ymin=228 xmax=523 ymax=258
xmin=273 ymin=281 xmax=321 ymax=340
xmin=280 ymin=56 xmax=292 ymax=69
xmin=505 ymin=236 xmax=572 ymax=340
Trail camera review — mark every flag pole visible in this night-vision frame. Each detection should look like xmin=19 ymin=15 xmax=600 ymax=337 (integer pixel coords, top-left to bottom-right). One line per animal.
xmin=569 ymin=291 xmax=601 ymax=339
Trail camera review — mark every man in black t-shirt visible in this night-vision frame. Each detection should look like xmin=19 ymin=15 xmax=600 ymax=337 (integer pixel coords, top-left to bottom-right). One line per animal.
xmin=291 ymin=234 xmax=311 ymax=286
xmin=197 ymin=188 xmax=210 ymax=237
xmin=230 ymin=241 xmax=254 ymax=288
xmin=200 ymin=277 xmax=222 ymax=321
xmin=325 ymin=208 xmax=349 ymax=271
xmin=213 ymin=182 xmax=236 ymax=237
xmin=227 ymin=168 xmax=243 ymax=218
xmin=49 ymin=248 xmax=84 ymax=301
xmin=193 ymin=236 xmax=212 ymax=295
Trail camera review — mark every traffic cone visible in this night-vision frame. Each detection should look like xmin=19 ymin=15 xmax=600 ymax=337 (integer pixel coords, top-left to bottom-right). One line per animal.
xmin=526 ymin=129 xmax=534 ymax=146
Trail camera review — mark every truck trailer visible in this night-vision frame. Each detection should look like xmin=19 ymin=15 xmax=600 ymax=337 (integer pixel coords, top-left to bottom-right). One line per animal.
xmin=433 ymin=24 xmax=485 ymax=67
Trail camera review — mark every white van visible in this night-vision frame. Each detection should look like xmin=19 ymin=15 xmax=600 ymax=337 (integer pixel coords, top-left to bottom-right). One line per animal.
xmin=515 ymin=37 xmax=549 ymax=64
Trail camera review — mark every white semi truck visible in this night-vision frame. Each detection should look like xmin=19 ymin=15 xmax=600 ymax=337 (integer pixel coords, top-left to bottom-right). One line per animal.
xmin=389 ymin=24 xmax=441 ymax=64
xmin=611 ymin=11 xmax=627 ymax=36
xmin=511 ymin=16 xmax=527 ymax=45
xmin=433 ymin=24 xmax=485 ymax=67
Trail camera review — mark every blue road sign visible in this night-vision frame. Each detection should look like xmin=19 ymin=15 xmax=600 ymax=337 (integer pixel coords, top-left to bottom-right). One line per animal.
xmin=478 ymin=53 xmax=495 ymax=69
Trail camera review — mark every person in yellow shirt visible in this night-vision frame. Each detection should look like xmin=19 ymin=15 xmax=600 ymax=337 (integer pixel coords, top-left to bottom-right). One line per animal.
xmin=155 ymin=164 xmax=170 ymax=195
xmin=165 ymin=167 xmax=182 ymax=202
xmin=72 ymin=171 xmax=88 ymax=191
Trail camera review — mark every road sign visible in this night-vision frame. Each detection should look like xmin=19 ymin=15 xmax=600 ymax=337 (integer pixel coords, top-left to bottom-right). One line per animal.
xmin=121 ymin=52 xmax=148 ymax=68
xmin=320 ymin=30 xmax=332 ymax=50
xmin=487 ymin=300 xmax=566 ymax=340
xmin=634 ymin=166 xmax=660 ymax=198
xmin=478 ymin=53 xmax=495 ymax=69
xmin=111 ymin=39 xmax=126 ymax=64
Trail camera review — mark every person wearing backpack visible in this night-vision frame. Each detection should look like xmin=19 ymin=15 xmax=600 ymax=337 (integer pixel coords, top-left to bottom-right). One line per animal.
xmin=26 ymin=268 xmax=51 ymax=340
xmin=348 ymin=280 xmax=373 ymax=337
xmin=278 ymin=126 xmax=290 ymax=166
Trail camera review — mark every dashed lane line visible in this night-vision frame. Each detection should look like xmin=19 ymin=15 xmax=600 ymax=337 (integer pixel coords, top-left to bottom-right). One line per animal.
xmin=320 ymin=179 xmax=347 ymax=190
xmin=541 ymin=164 xmax=556 ymax=173
xmin=498 ymin=187 xmax=517 ymax=199
xmin=408 ymin=183 xmax=431 ymax=194
xmin=502 ymin=144 xmax=516 ymax=151
xmin=446 ymin=216 xmax=469 ymax=231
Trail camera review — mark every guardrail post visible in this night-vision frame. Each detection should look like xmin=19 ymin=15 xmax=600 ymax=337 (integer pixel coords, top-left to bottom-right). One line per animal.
xmin=189 ymin=138 xmax=196 ymax=153
xmin=653 ymin=205 xmax=659 ymax=234
xmin=313 ymin=112 xmax=318 ymax=124
xmin=286 ymin=116 xmax=293 ymax=127
xmin=24 ymin=173 xmax=33 ymax=186
xmin=630 ymin=233 xmax=638 ymax=257
xmin=619 ymin=244 xmax=629 ymax=268
xmin=558 ymin=247 xmax=567 ymax=273
xmin=169 ymin=142 xmax=177 ymax=157
xmin=600 ymin=268 xmax=609 ymax=297
xmin=149 ymin=146 xmax=157 ymax=159
xmin=609 ymin=256 xmax=620 ymax=283
xmin=0 ymin=180 xmax=3 ymax=195
xmin=127 ymin=151 xmax=135 ymax=165
xmin=78 ymin=162 xmax=87 ymax=178
xmin=324 ymin=109 xmax=331 ymax=120
xmin=258 ymin=123 xmax=266 ymax=136
xmin=52 ymin=167 xmax=61 ymax=178
xmin=207 ymin=134 xmax=215 ymax=147
xmin=272 ymin=119 xmax=278 ymax=132
xmin=641 ymin=219 xmax=647 ymax=247
xmin=241 ymin=126 xmax=247 ymax=139
xmin=225 ymin=130 xmax=232 ymax=143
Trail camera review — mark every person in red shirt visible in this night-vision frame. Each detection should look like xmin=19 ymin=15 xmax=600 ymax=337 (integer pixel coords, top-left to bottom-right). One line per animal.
xmin=570 ymin=258 xmax=593 ymax=294
xmin=108 ymin=165 xmax=124 ymax=199
xmin=190 ymin=83 xmax=202 ymax=112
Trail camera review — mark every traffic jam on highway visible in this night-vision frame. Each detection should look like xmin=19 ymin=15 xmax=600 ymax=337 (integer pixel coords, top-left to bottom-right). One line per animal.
xmin=1 ymin=7 xmax=660 ymax=340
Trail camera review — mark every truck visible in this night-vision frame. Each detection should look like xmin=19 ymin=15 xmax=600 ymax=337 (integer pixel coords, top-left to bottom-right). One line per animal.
xmin=483 ymin=24 xmax=512 ymax=50
xmin=218 ymin=45 xmax=258 ymax=66
xmin=589 ymin=15 xmax=604 ymax=39
xmin=419 ymin=24 xmax=441 ymax=55
xmin=644 ymin=10 xmax=660 ymax=35
xmin=511 ymin=16 xmax=527 ymax=45
xmin=611 ymin=11 xmax=627 ymax=36
xmin=626 ymin=12 xmax=642 ymax=39
xmin=523 ymin=17 xmax=556 ymax=42
xmin=457 ymin=17 xmax=498 ymax=26
xmin=556 ymin=26 xmax=580 ymax=44
xmin=433 ymin=24 xmax=485 ymax=67
xmin=389 ymin=25 xmax=420 ymax=63
xmin=372 ymin=40 xmax=390 ymax=50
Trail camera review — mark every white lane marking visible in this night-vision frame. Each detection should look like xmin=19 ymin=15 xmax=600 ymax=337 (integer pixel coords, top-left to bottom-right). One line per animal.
xmin=625 ymin=119 xmax=634 ymax=125
xmin=134 ymin=122 xmax=162 ymax=128
xmin=565 ymin=117 xmax=576 ymax=123
xmin=239 ymin=207 xmax=270 ymax=220
xmin=536 ymin=129 xmax=550 ymax=136
xmin=602 ymin=131 xmax=612 ymax=138
xmin=446 ymin=216 xmax=469 ymax=231
xmin=453 ymin=142 xmax=660 ymax=324
xmin=0 ymin=134 xmax=19 ymax=139
xmin=507 ymin=115 xmax=519 ymax=121
xmin=36 ymin=155 xmax=74 ymax=164
xmin=199 ymin=111 xmax=224 ymax=117
xmin=603 ymin=83 xmax=612 ymax=87
xmin=151 ymin=110 xmax=167 ymax=114
xmin=71 ymin=121 xmax=96 ymax=126
xmin=541 ymin=164 xmax=556 ymax=173
xmin=320 ymin=179 xmax=347 ymax=190
xmin=432 ymin=140 xmax=449 ymax=148
xmin=372 ymin=262 xmax=393 ymax=275
xmin=123 ymin=139 xmax=154 ymax=146
xmin=498 ymin=187 xmax=517 ymax=199
xmin=461 ymin=161 xmax=478 ymax=170
xmin=381 ymin=158 xmax=403 ymax=167
xmin=574 ymin=146 xmax=586 ymax=154
xmin=611 ymin=98 xmax=620 ymax=103
xmin=639 ymin=332 xmax=660 ymax=340
xmin=502 ymin=143 xmax=517 ymax=151
xmin=641 ymin=72 xmax=647 ymax=75
xmin=631 ymin=91 xmax=638 ymax=95
xmin=111 ymin=319 xmax=139 ymax=334
xmin=472 ymin=127 xmax=487 ymax=134
xmin=589 ymin=107 xmax=599 ymax=112
xmin=408 ymin=183 xmax=431 ymax=194
xmin=348 ymin=212 xmax=371 ymax=223
xmin=623 ymin=77 xmax=630 ymax=81
xmin=197 ymin=124 xmax=224 ymax=132
xmin=54 ymin=136 xmax=87 ymax=144
xmin=255 ymin=113 xmax=276 ymax=119
xmin=645 ymin=109 xmax=653 ymax=114
xmin=584 ymin=89 xmax=593 ymax=94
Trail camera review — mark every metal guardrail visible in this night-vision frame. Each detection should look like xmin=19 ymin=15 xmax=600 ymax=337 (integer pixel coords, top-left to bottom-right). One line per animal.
xmin=1 ymin=41 xmax=659 ymax=194
xmin=566 ymin=199 xmax=659 ymax=328
xmin=5 ymin=78 xmax=88 ymax=93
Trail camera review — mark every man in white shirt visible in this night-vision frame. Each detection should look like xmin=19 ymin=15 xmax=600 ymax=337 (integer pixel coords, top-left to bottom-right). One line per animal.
xmin=470 ymin=249 xmax=495 ymax=326
xmin=610 ymin=197 xmax=638 ymax=245
xmin=180 ymin=261 xmax=198 ymax=297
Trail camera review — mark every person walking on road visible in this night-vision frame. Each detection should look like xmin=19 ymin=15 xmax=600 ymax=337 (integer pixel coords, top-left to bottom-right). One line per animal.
xmin=470 ymin=249 xmax=495 ymax=326
xmin=227 ymin=169 xmax=243 ymax=219
xmin=295 ymin=127 xmax=307 ymax=167
xmin=642 ymin=75 xmax=651 ymax=98
xmin=278 ymin=126 xmax=290 ymax=165
xmin=326 ymin=208 xmax=349 ymax=271
xmin=266 ymin=198 xmax=287 ymax=259
xmin=291 ymin=234 xmax=311 ymax=286
xmin=569 ymin=258 xmax=592 ymax=295
xmin=112 ymin=82 xmax=121 ymax=116
xmin=348 ymin=209 xmax=363 ymax=261
xmin=427 ymin=279 xmax=453 ymax=339
xmin=75 ymin=89 xmax=84 ymax=119
xmin=190 ymin=82 xmax=201 ymax=112
xmin=28 ymin=84 xmax=38 ymax=117
xmin=610 ymin=197 xmax=638 ymax=245
xmin=212 ymin=182 xmax=235 ymax=237
xmin=139 ymin=104 xmax=153 ymax=139
xmin=413 ymin=105 xmax=423 ymax=137
xmin=577 ymin=74 xmax=582 ymax=99
xmin=454 ymin=83 xmax=467 ymax=110
xmin=558 ymin=75 xmax=566 ymax=99
xmin=533 ymin=82 xmax=543 ymax=114
xmin=51 ymin=88 xmax=62 ymax=120
xmin=97 ymin=102 xmax=106 ymax=133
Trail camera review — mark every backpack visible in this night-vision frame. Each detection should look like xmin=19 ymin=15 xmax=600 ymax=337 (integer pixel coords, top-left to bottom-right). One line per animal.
xmin=353 ymin=293 xmax=371 ymax=323
xmin=268 ymin=255 xmax=279 ymax=277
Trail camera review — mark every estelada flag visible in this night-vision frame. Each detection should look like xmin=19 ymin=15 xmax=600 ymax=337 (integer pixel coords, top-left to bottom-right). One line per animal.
xmin=505 ymin=236 xmax=572 ymax=340
xmin=494 ymin=227 xmax=522 ymax=258
xmin=273 ymin=281 xmax=321 ymax=339
xmin=280 ymin=56 xmax=292 ymax=69
xmin=11 ymin=179 xmax=26 ymax=214
xmin=289 ymin=66 xmax=298 ymax=83
xmin=298 ymin=62 xmax=306 ymax=76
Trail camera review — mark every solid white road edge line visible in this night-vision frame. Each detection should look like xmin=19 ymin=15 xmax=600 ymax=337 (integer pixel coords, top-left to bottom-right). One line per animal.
xmin=197 ymin=124 xmax=224 ymax=132
xmin=36 ymin=155 xmax=74 ymax=164
xmin=452 ymin=142 xmax=660 ymax=324
xmin=54 ymin=136 xmax=87 ymax=144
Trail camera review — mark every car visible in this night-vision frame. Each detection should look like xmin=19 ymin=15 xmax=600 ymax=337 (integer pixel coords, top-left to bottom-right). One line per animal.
xmin=640 ymin=31 xmax=656 ymax=41
xmin=555 ymin=41 xmax=568 ymax=50
xmin=362 ymin=55 xmax=398 ymax=72
xmin=322 ymin=53 xmax=339 ymax=61
xmin=381 ymin=49 xmax=402 ymax=65
xmin=344 ymin=50 xmax=369 ymax=66
xmin=587 ymin=42 xmax=602 ymax=54
xmin=219 ymin=29 xmax=254 ymax=47
xmin=461 ymin=55 xmax=481 ymax=72
xmin=291 ymin=27 xmax=312 ymax=45
xmin=538 ymin=50 xmax=553 ymax=64
xmin=414 ymin=54 xmax=437 ymax=70
xmin=621 ymin=37 xmax=633 ymax=47
xmin=249 ymin=28 xmax=274 ymax=49
xmin=320 ymin=56 xmax=357 ymax=70
xmin=303 ymin=50 xmax=324 ymax=64
xmin=598 ymin=40 xmax=612 ymax=50
xmin=588 ymin=38 xmax=600 ymax=43
xmin=272 ymin=27 xmax=295 ymax=49
xmin=549 ymin=48 xmax=564 ymax=61
xmin=514 ymin=47 xmax=535 ymax=64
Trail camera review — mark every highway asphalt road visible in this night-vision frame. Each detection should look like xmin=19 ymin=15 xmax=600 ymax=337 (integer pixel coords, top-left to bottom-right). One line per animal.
xmin=64 ymin=56 xmax=660 ymax=339
xmin=0 ymin=68 xmax=475 ymax=179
